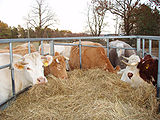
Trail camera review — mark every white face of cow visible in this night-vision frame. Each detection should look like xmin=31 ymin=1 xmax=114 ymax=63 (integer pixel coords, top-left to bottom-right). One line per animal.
xmin=13 ymin=52 xmax=53 ymax=85
xmin=120 ymin=55 xmax=145 ymax=87
xmin=121 ymin=65 xmax=144 ymax=88
xmin=121 ymin=66 xmax=136 ymax=82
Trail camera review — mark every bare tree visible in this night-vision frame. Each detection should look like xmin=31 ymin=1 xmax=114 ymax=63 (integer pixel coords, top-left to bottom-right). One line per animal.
xmin=87 ymin=1 xmax=107 ymax=36
xmin=92 ymin=0 xmax=141 ymax=35
xmin=26 ymin=0 xmax=57 ymax=37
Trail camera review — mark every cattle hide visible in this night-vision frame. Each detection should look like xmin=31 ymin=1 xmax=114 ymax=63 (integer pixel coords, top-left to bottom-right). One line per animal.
xmin=69 ymin=41 xmax=120 ymax=73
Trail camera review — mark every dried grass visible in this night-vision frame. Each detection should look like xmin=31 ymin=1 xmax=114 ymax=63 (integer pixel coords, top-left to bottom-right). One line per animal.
xmin=0 ymin=69 xmax=160 ymax=120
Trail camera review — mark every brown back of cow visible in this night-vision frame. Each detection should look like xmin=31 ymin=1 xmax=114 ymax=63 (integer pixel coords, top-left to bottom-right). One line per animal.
xmin=69 ymin=41 xmax=120 ymax=73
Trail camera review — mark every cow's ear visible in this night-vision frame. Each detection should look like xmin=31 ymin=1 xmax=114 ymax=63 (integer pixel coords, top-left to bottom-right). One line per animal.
xmin=13 ymin=62 xmax=25 ymax=71
xmin=42 ymin=55 xmax=53 ymax=67
xmin=55 ymin=52 xmax=60 ymax=56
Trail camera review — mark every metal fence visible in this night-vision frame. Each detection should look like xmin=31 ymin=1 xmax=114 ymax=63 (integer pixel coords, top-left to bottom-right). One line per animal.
xmin=0 ymin=35 xmax=160 ymax=110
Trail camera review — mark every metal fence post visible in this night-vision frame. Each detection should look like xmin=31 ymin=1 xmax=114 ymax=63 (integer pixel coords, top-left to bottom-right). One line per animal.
xmin=137 ymin=38 xmax=141 ymax=56
xmin=142 ymin=39 xmax=145 ymax=57
xmin=79 ymin=39 xmax=82 ymax=69
xmin=9 ymin=42 xmax=15 ymax=97
xmin=40 ymin=41 xmax=44 ymax=55
xmin=28 ymin=41 xmax=31 ymax=54
xmin=106 ymin=39 xmax=109 ymax=58
xmin=157 ymin=41 xmax=160 ymax=98
xmin=157 ymin=40 xmax=160 ymax=113
xmin=149 ymin=39 xmax=152 ymax=55
xmin=50 ymin=40 xmax=55 ymax=56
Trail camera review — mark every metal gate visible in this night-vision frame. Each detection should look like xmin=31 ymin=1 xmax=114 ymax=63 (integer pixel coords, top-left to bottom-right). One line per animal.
xmin=0 ymin=36 xmax=160 ymax=110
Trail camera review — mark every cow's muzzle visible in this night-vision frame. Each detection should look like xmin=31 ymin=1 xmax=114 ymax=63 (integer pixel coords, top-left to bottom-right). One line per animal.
xmin=37 ymin=76 xmax=48 ymax=84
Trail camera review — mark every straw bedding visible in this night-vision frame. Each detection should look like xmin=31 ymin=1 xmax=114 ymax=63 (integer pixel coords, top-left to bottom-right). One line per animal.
xmin=0 ymin=69 xmax=160 ymax=120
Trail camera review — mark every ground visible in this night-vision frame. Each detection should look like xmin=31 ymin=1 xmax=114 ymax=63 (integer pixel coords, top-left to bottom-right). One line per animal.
xmin=0 ymin=69 xmax=160 ymax=120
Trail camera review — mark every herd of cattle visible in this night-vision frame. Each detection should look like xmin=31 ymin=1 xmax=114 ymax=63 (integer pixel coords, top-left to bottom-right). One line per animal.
xmin=0 ymin=40 xmax=158 ymax=103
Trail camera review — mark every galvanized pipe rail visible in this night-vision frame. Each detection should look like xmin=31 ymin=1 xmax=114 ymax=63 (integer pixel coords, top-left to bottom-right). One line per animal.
xmin=0 ymin=35 xmax=160 ymax=110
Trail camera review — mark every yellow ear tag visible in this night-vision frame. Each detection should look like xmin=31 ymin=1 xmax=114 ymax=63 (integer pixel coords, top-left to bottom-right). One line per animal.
xmin=44 ymin=62 xmax=49 ymax=67
xmin=145 ymin=64 xmax=149 ymax=69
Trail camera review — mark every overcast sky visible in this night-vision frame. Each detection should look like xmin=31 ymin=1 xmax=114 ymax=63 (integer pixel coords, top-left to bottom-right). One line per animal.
xmin=0 ymin=0 xmax=93 ymax=33
xmin=0 ymin=0 xmax=149 ymax=34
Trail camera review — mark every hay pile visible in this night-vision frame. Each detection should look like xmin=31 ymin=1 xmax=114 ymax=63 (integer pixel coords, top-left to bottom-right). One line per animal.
xmin=0 ymin=69 xmax=160 ymax=120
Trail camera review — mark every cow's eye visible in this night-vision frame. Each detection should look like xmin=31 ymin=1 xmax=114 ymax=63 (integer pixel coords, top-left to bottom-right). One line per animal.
xmin=27 ymin=67 xmax=32 ymax=70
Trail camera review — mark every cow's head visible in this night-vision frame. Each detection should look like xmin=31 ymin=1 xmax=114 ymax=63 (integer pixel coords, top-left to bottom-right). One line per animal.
xmin=122 ymin=54 xmax=140 ymax=64
xmin=13 ymin=52 xmax=53 ymax=85
xmin=137 ymin=55 xmax=153 ymax=70
xmin=120 ymin=55 xmax=145 ymax=87
xmin=137 ymin=54 xmax=158 ymax=86
xmin=44 ymin=52 xmax=68 ymax=79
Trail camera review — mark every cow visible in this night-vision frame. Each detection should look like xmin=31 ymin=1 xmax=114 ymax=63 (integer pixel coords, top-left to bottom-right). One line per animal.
xmin=120 ymin=54 xmax=158 ymax=87
xmin=39 ymin=43 xmax=71 ymax=71
xmin=109 ymin=40 xmax=136 ymax=69
xmin=44 ymin=52 xmax=68 ymax=79
xmin=0 ymin=52 xmax=53 ymax=103
xmin=137 ymin=54 xmax=158 ymax=86
xmin=69 ymin=41 xmax=120 ymax=73
xmin=0 ymin=43 xmax=68 ymax=79
xmin=0 ymin=43 xmax=37 ymax=56
xmin=119 ymin=54 xmax=147 ymax=87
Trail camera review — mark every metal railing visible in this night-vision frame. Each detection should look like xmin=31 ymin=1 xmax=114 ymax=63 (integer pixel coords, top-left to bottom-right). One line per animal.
xmin=0 ymin=35 xmax=160 ymax=110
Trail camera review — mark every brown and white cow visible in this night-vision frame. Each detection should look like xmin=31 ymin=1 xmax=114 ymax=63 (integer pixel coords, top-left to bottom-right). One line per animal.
xmin=120 ymin=54 xmax=146 ymax=87
xmin=44 ymin=52 xmax=68 ymax=79
xmin=120 ymin=54 xmax=158 ymax=87
xmin=39 ymin=43 xmax=71 ymax=71
xmin=137 ymin=54 xmax=158 ymax=86
xmin=69 ymin=41 xmax=120 ymax=73
xmin=0 ymin=43 xmax=68 ymax=79
xmin=0 ymin=52 xmax=53 ymax=103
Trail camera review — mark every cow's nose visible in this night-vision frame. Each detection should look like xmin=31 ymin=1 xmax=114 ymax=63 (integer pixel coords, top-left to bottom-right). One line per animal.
xmin=128 ymin=72 xmax=133 ymax=79
xmin=37 ymin=76 xmax=47 ymax=84
xmin=61 ymin=75 xmax=68 ymax=79
xmin=60 ymin=74 xmax=68 ymax=79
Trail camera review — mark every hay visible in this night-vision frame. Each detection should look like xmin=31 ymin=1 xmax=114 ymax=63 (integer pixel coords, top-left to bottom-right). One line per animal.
xmin=0 ymin=69 xmax=160 ymax=120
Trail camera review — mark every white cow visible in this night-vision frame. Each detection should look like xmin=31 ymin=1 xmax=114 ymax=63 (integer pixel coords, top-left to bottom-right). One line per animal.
xmin=0 ymin=52 xmax=53 ymax=103
xmin=39 ymin=43 xmax=71 ymax=70
xmin=119 ymin=54 xmax=146 ymax=87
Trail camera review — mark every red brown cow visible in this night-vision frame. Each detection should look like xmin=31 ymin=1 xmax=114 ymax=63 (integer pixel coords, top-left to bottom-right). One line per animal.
xmin=137 ymin=54 xmax=158 ymax=86
xmin=44 ymin=52 xmax=68 ymax=79
xmin=69 ymin=41 xmax=120 ymax=73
